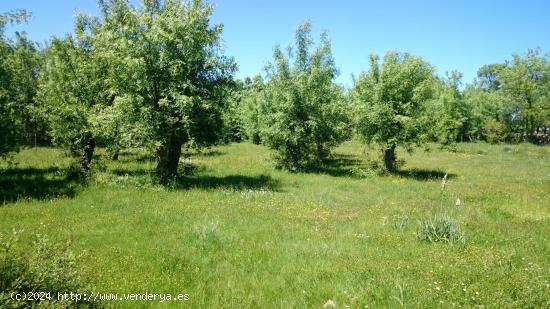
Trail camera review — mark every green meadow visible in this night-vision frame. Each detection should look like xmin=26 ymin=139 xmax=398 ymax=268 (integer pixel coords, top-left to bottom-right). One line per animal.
xmin=1 ymin=141 xmax=549 ymax=308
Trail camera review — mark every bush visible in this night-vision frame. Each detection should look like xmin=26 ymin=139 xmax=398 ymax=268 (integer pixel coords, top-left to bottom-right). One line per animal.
xmin=417 ymin=214 xmax=465 ymax=244
xmin=483 ymin=119 xmax=506 ymax=144
xmin=0 ymin=231 xmax=101 ymax=308
xmin=392 ymin=214 xmax=409 ymax=231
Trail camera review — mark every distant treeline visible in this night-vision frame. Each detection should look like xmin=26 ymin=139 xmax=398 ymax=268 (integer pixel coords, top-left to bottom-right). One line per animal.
xmin=1 ymin=1 xmax=549 ymax=176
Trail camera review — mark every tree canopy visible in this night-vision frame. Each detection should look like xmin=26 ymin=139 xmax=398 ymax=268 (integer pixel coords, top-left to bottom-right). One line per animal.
xmin=0 ymin=10 xmax=41 ymax=158
xmin=258 ymin=22 xmax=350 ymax=170
xmin=353 ymin=52 xmax=435 ymax=172
xmin=91 ymin=0 xmax=236 ymax=178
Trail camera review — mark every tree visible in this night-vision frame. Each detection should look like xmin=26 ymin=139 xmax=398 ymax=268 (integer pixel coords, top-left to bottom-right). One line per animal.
xmin=92 ymin=0 xmax=235 ymax=179
xmin=463 ymin=85 xmax=506 ymax=143
xmin=239 ymin=75 xmax=265 ymax=144
xmin=258 ymin=22 xmax=349 ymax=170
xmin=497 ymin=48 xmax=550 ymax=142
xmin=9 ymin=33 xmax=45 ymax=146
xmin=37 ymin=14 xmax=112 ymax=170
xmin=0 ymin=10 xmax=37 ymax=158
xmin=429 ymin=71 xmax=474 ymax=144
xmin=353 ymin=52 xmax=435 ymax=172
xmin=220 ymin=79 xmax=247 ymax=144
xmin=466 ymin=49 xmax=550 ymax=144
xmin=476 ymin=63 xmax=506 ymax=92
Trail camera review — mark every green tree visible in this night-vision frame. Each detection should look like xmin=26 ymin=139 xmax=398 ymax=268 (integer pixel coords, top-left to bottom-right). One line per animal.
xmin=9 ymin=33 xmax=45 ymax=146
xmin=429 ymin=71 xmax=474 ymax=144
xmin=239 ymin=75 xmax=265 ymax=144
xmin=497 ymin=49 xmax=550 ymax=142
xmin=37 ymin=14 xmax=112 ymax=170
xmin=0 ymin=10 xmax=37 ymax=158
xmin=92 ymin=0 xmax=235 ymax=179
xmin=259 ymin=22 xmax=349 ymax=170
xmin=463 ymin=85 xmax=506 ymax=143
xmin=467 ymin=49 xmax=550 ymax=143
xmin=477 ymin=63 xmax=506 ymax=92
xmin=353 ymin=52 xmax=435 ymax=172
xmin=220 ymin=79 xmax=247 ymax=144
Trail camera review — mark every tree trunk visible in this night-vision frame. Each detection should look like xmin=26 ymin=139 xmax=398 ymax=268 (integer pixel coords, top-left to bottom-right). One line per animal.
xmin=383 ymin=145 xmax=397 ymax=173
xmin=111 ymin=149 xmax=119 ymax=161
xmin=251 ymin=133 xmax=261 ymax=145
xmin=155 ymin=138 xmax=182 ymax=178
xmin=316 ymin=143 xmax=324 ymax=162
xmin=81 ymin=137 xmax=96 ymax=171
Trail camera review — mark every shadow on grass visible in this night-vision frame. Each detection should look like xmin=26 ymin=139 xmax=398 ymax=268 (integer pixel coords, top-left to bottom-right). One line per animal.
xmin=304 ymin=154 xmax=457 ymax=182
xmin=395 ymin=169 xmax=456 ymax=181
xmin=116 ymin=149 xmax=224 ymax=163
xmin=110 ymin=167 xmax=279 ymax=191
xmin=305 ymin=154 xmax=366 ymax=178
xmin=0 ymin=167 xmax=78 ymax=205
xmin=111 ymin=168 xmax=151 ymax=177
xmin=116 ymin=152 xmax=154 ymax=164
xmin=175 ymin=174 xmax=279 ymax=191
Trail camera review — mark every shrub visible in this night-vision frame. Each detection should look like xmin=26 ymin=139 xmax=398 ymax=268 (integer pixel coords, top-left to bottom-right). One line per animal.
xmin=483 ymin=119 xmax=506 ymax=144
xmin=417 ymin=214 xmax=465 ymax=244
xmin=0 ymin=231 xmax=101 ymax=308
xmin=392 ymin=214 xmax=410 ymax=231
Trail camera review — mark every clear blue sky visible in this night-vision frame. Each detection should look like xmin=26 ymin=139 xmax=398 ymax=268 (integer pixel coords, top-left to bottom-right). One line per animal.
xmin=2 ymin=0 xmax=549 ymax=87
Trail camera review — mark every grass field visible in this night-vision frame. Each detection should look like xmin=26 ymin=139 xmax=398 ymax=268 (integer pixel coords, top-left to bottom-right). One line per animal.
xmin=1 ymin=141 xmax=549 ymax=308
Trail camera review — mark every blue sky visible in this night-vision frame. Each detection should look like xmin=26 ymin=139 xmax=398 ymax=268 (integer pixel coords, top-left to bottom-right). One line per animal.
xmin=2 ymin=0 xmax=549 ymax=87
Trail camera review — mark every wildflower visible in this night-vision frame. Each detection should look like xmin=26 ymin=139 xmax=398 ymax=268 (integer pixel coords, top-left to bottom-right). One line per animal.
xmin=323 ymin=299 xmax=336 ymax=308
xmin=455 ymin=198 xmax=461 ymax=207
xmin=441 ymin=173 xmax=448 ymax=189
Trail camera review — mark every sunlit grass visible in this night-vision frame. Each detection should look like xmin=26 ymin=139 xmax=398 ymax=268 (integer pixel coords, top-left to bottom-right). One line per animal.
xmin=1 ymin=141 xmax=549 ymax=307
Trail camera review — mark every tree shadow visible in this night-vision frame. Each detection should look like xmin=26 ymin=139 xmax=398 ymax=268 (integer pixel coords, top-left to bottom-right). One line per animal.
xmin=116 ymin=152 xmax=154 ymax=163
xmin=110 ymin=167 xmax=279 ymax=191
xmin=111 ymin=168 xmax=151 ymax=177
xmin=0 ymin=167 xmax=78 ymax=205
xmin=303 ymin=153 xmax=457 ymax=182
xmin=175 ymin=174 xmax=280 ymax=191
xmin=394 ymin=168 xmax=456 ymax=181
xmin=305 ymin=154 xmax=366 ymax=178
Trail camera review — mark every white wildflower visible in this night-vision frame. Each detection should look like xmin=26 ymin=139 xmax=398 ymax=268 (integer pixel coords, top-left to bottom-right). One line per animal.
xmin=441 ymin=173 xmax=448 ymax=189
xmin=323 ymin=299 xmax=336 ymax=309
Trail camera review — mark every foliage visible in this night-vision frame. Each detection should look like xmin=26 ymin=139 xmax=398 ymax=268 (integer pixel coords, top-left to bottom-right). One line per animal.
xmin=476 ymin=63 xmax=506 ymax=92
xmin=0 ymin=231 xmax=101 ymax=308
xmin=482 ymin=118 xmax=507 ymax=144
xmin=220 ymin=80 xmax=247 ymax=144
xmin=428 ymin=71 xmax=476 ymax=144
xmin=90 ymin=0 xmax=236 ymax=179
xmin=37 ymin=14 xmax=113 ymax=171
xmin=463 ymin=49 xmax=550 ymax=144
xmin=0 ymin=10 xmax=42 ymax=158
xmin=238 ymin=76 xmax=265 ymax=144
xmin=353 ymin=52 xmax=435 ymax=171
xmin=8 ymin=34 xmax=45 ymax=145
xmin=258 ymin=22 xmax=350 ymax=170
xmin=461 ymin=85 xmax=502 ymax=141
xmin=417 ymin=214 xmax=465 ymax=244
xmin=497 ymin=48 xmax=550 ymax=142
